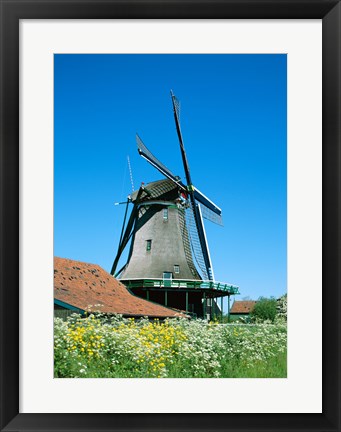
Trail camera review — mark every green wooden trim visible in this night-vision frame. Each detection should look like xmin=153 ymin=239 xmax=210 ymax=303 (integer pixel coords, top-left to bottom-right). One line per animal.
xmin=203 ymin=292 xmax=206 ymax=319
xmin=227 ymin=295 xmax=231 ymax=322
xmin=54 ymin=299 xmax=85 ymax=314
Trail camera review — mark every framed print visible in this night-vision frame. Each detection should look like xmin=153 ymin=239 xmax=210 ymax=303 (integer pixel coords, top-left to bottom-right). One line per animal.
xmin=1 ymin=1 xmax=340 ymax=431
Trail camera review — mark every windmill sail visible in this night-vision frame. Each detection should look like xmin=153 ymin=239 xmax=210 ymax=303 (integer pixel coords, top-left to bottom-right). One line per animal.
xmin=185 ymin=205 xmax=209 ymax=280
xmin=193 ymin=188 xmax=223 ymax=225
xmin=136 ymin=135 xmax=222 ymax=225
xmin=200 ymin=204 xmax=223 ymax=226
xmin=171 ymin=91 xmax=215 ymax=280
xmin=136 ymin=134 xmax=186 ymax=191
xmin=171 ymin=91 xmax=192 ymax=188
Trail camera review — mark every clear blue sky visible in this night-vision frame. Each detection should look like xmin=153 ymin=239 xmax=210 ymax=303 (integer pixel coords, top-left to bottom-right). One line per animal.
xmin=54 ymin=54 xmax=287 ymax=303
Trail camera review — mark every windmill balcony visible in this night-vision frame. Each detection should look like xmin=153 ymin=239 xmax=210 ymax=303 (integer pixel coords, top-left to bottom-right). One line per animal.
xmin=120 ymin=278 xmax=239 ymax=319
xmin=121 ymin=278 xmax=239 ymax=295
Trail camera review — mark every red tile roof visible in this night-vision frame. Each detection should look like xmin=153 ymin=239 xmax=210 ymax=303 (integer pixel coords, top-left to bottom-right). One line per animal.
xmin=54 ymin=257 xmax=186 ymax=318
xmin=230 ymin=300 xmax=257 ymax=314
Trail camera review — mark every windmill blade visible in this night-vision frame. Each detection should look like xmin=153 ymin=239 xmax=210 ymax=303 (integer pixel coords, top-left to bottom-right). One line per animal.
xmin=111 ymin=188 xmax=144 ymax=276
xmin=196 ymin=203 xmax=215 ymax=280
xmin=185 ymin=205 xmax=208 ymax=280
xmin=187 ymin=198 xmax=214 ymax=280
xmin=185 ymin=203 xmax=214 ymax=281
xmin=136 ymin=134 xmax=187 ymax=192
xmin=193 ymin=188 xmax=223 ymax=225
xmin=171 ymin=91 xmax=216 ymax=280
xmin=171 ymin=91 xmax=193 ymax=187
xmin=171 ymin=93 xmax=222 ymax=219
xmin=200 ymin=204 xmax=223 ymax=226
xmin=110 ymin=203 xmax=138 ymax=276
xmin=193 ymin=187 xmax=222 ymax=216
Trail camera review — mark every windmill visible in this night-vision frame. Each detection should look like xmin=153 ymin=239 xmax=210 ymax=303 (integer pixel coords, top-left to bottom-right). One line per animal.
xmin=111 ymin=91 xmax=239 ymax=319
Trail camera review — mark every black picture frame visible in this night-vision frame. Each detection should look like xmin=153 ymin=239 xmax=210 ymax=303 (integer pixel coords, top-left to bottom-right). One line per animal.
xmin=1 ymin=1 xmax=340 ymax=431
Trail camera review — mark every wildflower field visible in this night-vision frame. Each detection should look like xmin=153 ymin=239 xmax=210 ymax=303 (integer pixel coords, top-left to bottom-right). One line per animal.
xmin=54 ymin=314 xmax=287 ymax=378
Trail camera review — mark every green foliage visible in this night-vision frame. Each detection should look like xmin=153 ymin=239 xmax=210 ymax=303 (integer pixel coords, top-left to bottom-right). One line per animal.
xmin=276 ymin=294 xmax=287 ymax=322
xmin=54 ymin=314 xmax=287 ymax=378
xmin=251 ymin=297 xmax=277 ymax=323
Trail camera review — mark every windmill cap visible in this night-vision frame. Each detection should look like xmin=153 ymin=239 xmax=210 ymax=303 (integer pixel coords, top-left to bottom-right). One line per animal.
xmin=129 ymin=179 xmax=179 ymax=203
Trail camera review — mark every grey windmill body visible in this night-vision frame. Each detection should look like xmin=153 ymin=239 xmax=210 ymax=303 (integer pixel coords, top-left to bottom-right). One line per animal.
xmin=120 ymin=179 xmax=200 ymax=281
xmin=112 ymin=92 xmax=239 ymax=319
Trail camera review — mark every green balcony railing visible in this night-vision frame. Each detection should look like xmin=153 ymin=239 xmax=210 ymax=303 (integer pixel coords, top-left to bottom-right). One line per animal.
xmin=121 ymin=278 xmax=239 ymax=295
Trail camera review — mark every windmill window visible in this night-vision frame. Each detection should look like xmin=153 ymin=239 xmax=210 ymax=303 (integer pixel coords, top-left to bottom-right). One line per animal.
xmin=146 ymin=239 xmax=152 ymax=251
xmin=174 ymin=265 xmax=180 ymax=274
xmin=163 ymin=208 xmax=168 ymax=221
xmin=163 ymin=272 xmax=172 ymax=287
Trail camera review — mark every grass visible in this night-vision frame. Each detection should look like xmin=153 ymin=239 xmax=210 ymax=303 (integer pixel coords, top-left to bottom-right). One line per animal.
xmin=219 ymin=351 xmax=287 ymax=378
xmin=54 ymin=314 xmax=287 ymax=378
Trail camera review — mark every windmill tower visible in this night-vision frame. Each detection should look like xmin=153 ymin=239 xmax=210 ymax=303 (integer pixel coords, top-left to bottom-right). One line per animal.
xmin=111 ymin=92 xmax=239 ymax=319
